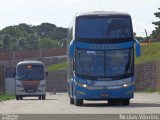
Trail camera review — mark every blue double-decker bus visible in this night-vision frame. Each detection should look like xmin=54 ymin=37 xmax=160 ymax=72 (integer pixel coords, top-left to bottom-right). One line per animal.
xmin=67 ymin=11 xmax=141 ymax=106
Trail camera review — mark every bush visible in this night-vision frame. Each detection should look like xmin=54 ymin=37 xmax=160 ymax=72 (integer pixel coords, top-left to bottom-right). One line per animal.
xmin=47 ymin=62 xmax=67 ymax=71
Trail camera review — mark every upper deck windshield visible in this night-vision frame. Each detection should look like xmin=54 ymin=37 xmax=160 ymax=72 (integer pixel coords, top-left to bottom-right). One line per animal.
xmin=76 ymin=17 xmax=132 ymax=39
xmin=16 ymin=64 xmax=45 ymax=81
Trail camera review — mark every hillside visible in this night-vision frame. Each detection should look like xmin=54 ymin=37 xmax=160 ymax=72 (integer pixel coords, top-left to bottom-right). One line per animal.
xmin=135 ymin=42 xmax=160 ymax=64
xmin=0 ymin=23 xmax=67 ymax=51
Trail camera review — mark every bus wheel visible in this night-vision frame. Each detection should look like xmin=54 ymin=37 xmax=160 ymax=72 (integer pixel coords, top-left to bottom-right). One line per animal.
xmin=108 ymin=100 xmax=117 ymax=106
xmin=20 ymin=96 xmax=23 ymax=100
xmin=16 ymin=96 xmax=19 ymax=100
xmin=121 ymin=99 xmax=130 ymax=106
xmin=42 ymin=95 xmax=46 ymax=100
xmin=39 ymin=96 xmax=42 ymax=100
xmin=74 ymin=99 xmax=83 ymax=106
xmin=70 ymin=97 xmax=74 ymax=104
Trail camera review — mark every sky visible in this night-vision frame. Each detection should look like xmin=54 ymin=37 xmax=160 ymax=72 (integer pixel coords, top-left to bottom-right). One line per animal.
xmin=0 ymin=0 xmax=159 ymax=37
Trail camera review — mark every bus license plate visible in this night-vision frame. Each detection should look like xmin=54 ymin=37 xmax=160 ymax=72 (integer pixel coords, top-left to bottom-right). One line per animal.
xmin=100 ymin=93 xmax=109 ymax=97
xmin=27 ymin=89 xmax=34 ymax=92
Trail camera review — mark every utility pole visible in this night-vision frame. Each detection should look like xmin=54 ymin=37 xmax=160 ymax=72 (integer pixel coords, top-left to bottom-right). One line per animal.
xmin=144 ymin=29 xmax=150 ymax=44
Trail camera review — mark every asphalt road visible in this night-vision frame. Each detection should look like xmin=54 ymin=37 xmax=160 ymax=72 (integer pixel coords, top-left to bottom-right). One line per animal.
xmin=0 ymin=92 xmax=160 ymax=114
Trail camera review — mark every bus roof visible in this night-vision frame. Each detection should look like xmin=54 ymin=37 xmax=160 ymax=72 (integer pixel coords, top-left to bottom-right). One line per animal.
xmin=76 ymin=11 xmax=130 ymax=18
xmin=17 ymin=60 xmax=44 ymax=66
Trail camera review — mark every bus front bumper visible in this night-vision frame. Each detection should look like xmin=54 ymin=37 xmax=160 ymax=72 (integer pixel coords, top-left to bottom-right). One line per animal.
xmin=74 ymin=84 xmax=134 ymax=100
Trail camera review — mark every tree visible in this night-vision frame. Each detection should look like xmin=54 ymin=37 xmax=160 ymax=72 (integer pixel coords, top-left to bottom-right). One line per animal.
xmin=0 ymin=23 xmax=67 ymax=51
xmin=18 ymin=23 xmax=33 ymax=33
xmin=38 ymin=38 xmax=56 ymax=49
xmin=26 ymin=34 xmax=39 ymax=50
xmin=151 ymin=8 xmax=160 ymax=41
xmin=33 ymin=23 xmax=57 ymax=38
xmin=1 ymin=34 xmax=10 ymax=51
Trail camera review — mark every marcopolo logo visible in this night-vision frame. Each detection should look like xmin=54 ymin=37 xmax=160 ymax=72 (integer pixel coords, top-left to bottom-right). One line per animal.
xmin=92 ymin=44 xmax=119 ymax=49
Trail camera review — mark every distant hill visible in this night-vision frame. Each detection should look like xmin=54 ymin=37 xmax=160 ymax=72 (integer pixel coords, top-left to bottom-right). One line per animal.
xmin=0 ymin=23 xmax=67 ymax=51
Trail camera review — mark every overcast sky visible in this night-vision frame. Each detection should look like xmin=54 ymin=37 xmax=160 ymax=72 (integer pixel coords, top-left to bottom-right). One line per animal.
xmin=0 ymin=0 xmax=159 ymax=36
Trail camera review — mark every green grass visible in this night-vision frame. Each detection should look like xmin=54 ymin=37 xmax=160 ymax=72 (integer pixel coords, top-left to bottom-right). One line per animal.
xmin=142 ymin=88 xmax=157 ymax=92
xmin=136 ymin=88 xmax=160 ymax=93
xmin=135 ymin=42 xmax=160 ymax=64
xmin=0 ymin=95 xmax=15 ymax=101
xmin=47 ymin=62 xmax=67 ymax=71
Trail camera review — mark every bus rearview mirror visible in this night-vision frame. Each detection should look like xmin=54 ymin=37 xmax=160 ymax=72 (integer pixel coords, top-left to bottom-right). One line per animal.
xmin=45 ymin=72 xmax=48 ymax=76
xmin=69 ymin=40 xmax=74 ymax=58
xmin=134 ymin=39 xmax=141 ymax=57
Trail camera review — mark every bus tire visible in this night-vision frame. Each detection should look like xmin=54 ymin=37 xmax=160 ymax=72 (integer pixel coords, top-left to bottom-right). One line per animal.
xmin=20 ymin=96 xmax=23 ymax=100
xmin=42 ymin=95 xmax=46 ymax=100
xmin=108 ymin=99 xmax=117 ymax=106
xmin=74 ymin=99 xmax=83 ymax=106
xmin=70 ymin=97 xmax=74 ymax=104
xmin=16 ymin=96 xmax=19 ymax=100
xmin=39 ymin=96 xmax=41 ymax=100
xmin=121 ymin=99 xmax=130 ymax=106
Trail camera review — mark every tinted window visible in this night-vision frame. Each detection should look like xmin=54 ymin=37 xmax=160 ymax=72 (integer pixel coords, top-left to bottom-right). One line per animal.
xmin=76 ymin=48 xmax=133 ymax=77
xmin=76 ymin=17 xmax=131 ymax=39
xmin=105 ymin=49 xmax=133 ymax=77
xmin=76 ymin=50 xmax=105 ymax=76
xmin=16 ymin=64 xmax=45 ymax=80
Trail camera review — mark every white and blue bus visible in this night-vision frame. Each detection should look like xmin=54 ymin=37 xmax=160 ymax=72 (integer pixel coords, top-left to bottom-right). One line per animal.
xmin=67 ymin=11 xmax=141 ymax=106
xmin=16 ymin=61 xmax=47 ymax=100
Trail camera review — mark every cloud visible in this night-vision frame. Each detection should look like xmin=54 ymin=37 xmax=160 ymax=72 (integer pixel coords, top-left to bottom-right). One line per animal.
xmin=30 ymin=21 xmax=42 ymax=26
xmin=133 ymin=20 xmax=155 ymax=37
xmin=0 ymin=17 xmax=4 ymax=22
xmin=65 ymin=0 xmax=81 ymax=2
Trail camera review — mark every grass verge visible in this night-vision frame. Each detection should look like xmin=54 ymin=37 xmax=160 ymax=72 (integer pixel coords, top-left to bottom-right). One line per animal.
xmin=136 ymin=88 xmax=160 ymax=93
xmin=47 ymin=62 xmax=67 ymax=72
xmin=135 ymin=42 xmax=160 ymax=64
xmin=0 ymin=95 xmax=15 ymax=101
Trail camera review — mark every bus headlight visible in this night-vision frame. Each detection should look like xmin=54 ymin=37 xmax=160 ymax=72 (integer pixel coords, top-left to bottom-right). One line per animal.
xmin=122 ymin=82 xmax=133 ymax=88
xmin=76 ymin=82 xmax=88 ymax=88
xmin=38 ymin=89 xmax=44 ymax=92
xmin=39 ymin=84 xmax=45 ymax=87
xmin=16 ymin=85 xmax=22 ymax=88
xmin=83 ymin=84 xmax=87 ymax=88
xmin=123 ymin=84 xmax=128 ymax=87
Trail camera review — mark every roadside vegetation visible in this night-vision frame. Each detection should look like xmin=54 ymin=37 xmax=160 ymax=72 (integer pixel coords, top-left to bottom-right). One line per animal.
xmin=0 ymin=23 xmax=67 ymax=51
xmin=135 ymin=8 xmax=160 ymax=64
xmin=0 ymin=95 xmax=15 ymax=101
xmin=47 ymin=62 xmax=67 ymax=71
xmin=137 ymin=88 xmax=160 ymax=93
xmin=135 ymin=42 xmax=160 ymax=64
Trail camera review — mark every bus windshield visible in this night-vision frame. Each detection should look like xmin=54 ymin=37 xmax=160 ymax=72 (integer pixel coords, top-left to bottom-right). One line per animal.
xmin=16 ymin=64 xmax=45 ymax=80
xmin=76 ymin=50 xmax=105 ymax=76
xmin=105 ymin=49 xmax=133 ymax=77
xmin=76 ymin=17 xmax=131 ymax=39
xmin=76 ymin=48 xmax=133 ymax=78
